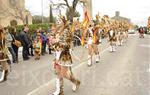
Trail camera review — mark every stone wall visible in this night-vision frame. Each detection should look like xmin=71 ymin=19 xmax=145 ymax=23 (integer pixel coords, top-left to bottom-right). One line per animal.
xmin=0 ymin=0 xmax=32 ymax=27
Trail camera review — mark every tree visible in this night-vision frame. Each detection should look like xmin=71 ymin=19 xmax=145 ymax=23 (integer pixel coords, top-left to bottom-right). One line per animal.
xmin=66 ymin=9 xmax=80 ymax=20
xmin=32 ymin=15 xmax=42 ymax=24
xmin=32 ymin=15 xmax=49 ymax=24
xmin=50 ymin=0 xmax=84 ymax=23
xmin=134 ymin=25 xmax=139 ymax=30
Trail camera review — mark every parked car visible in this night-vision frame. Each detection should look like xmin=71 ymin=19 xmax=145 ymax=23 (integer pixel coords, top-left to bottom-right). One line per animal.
xmin=128 ymin=29 xmax=135 ymax=34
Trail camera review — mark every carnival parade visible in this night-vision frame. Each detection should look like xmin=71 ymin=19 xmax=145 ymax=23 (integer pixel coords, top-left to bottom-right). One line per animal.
xmin=0 ymin=0 xmax=150 ymax=95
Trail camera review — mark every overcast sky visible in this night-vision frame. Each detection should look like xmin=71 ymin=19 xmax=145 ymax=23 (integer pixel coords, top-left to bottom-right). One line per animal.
xmin=25 ymin=0 xmax=150 ymax=26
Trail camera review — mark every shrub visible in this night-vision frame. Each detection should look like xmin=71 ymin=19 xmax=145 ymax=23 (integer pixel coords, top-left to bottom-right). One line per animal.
xmin=16 ymin=23 xmax=53 ymax=35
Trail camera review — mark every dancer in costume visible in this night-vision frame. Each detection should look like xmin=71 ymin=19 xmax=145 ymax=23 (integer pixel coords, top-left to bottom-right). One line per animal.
xmin=52 ymin=17 xmax=80 ymax=95
xmin=86 ymin=22 xmax=100 ymax=66
xmin=108 ymin=28 xmax=117 ymax=52
xmin=139 ymin=27 xmax=145 ymax=38
xmin=33 ymin=32 xmax=42 ymax=60
xmin=118 ymin=30 xmax=124 ymax=46
xmin=0 ymin=25 xmax=9 ymax=82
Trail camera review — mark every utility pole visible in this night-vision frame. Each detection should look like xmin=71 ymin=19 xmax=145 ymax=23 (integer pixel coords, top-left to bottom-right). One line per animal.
xmin=49 ymin=4 xmax=54 ymax=23
xmin=41 ymin=0 xmax=44 ymax=23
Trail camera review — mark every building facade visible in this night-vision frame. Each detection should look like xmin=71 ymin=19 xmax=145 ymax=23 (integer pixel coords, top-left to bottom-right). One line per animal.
xmin=0 ymin=0 xmax=32 ymax=27
xmin=111 ymin=11 xmax=131 ymax=23
xmin=148 ymin=17 xmax=150 ymax=32
xmin=81 ymin=0 xmax=92 ymax=19
xmin=85 ymin=0 xmax=92 ymax=19
xmin=148 ymin=17 xmax=150 ymax=28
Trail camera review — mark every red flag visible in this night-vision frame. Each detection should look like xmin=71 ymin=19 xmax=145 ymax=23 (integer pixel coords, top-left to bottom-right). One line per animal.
xmin=81 ymin=11 xmax=90 ymax=46
xmin=82 ymin=11 xmax=90 ymax=28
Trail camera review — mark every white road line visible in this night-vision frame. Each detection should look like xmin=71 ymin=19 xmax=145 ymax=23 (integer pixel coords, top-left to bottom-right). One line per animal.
xmin=100 ymin=47 xmax=109 ymax=55
xmin=148 ymin=62 xmax=150 ymax=72
xmin=27 ymin=79 xmax=55 ymax=95
xmin=26 ymin=47 xmax=110 ymax=95
xmin=139 ymin=44 xmax=150 ymax=48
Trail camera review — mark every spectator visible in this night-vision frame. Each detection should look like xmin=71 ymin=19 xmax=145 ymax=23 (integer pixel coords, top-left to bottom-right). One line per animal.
xmin=27 ymin=34 xmax=34 ymax=56
xmin=19 ymin=25 xmax=30 ymax=60
xmin=11 ymin=27 xmax=21 ymax=63
xmin=4 ymin=27 xmax=17 ymax=63
xmin=41 ymin=30 xmax=47 ymax=55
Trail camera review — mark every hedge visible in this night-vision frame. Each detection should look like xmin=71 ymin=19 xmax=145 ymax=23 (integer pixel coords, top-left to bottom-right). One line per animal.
xmin=16 ymin=23 xmax=53 ymax=35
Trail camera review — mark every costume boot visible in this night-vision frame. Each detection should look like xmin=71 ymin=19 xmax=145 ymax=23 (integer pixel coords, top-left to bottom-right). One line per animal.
xmin=109 ymin=45 xmax=113 ymax=52
xmin=113 ymin=45 xmax=116 ymax=52
xmin=120 ymin=40 xmax=123 ymax=46
xmin=0 ymin=70 xmax=5 ymax=82
xmin=0 ymin=69 xmax=8 ymax=82
xmin=4 ymin=70 xmax=8 ymax=81
xmin=53 ymin=78 xmax=64 ymax=95
xmin=87 ymin=55 xmax=92 ymax=66
xmin=95 ymin=54 xmax=100 ymax=63
xmin=70 ymin=76 xmax=81 ymax=92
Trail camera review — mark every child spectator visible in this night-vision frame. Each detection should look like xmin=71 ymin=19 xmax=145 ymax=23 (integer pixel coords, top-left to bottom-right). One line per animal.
xmin=33 ymin=33 xmax=42 ymax=60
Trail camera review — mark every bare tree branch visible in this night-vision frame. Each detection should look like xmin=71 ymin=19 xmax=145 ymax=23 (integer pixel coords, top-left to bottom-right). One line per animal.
xmin=53 ymin=3 xmax=67 ymax=6
xmin=49 ymin=0 xmax=54 ymax=4
xmin=64 ymin=0 xmax=70 ymax=8
xmin=73 ymin=0 xmax=79 ymax=9
xmin=49 ymin=0 xmax=82 ymax=22
xmin=79 ymin=0 xmax=86 ymax=7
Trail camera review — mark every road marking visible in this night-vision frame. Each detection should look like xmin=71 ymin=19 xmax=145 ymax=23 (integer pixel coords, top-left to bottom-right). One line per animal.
xmin=139 ymin=44 xmax=150 ymax=48
xmin=26 ymin=47 xmax=110 ymax=95
xmin=148 ymin=63 xmax=150 ymax=72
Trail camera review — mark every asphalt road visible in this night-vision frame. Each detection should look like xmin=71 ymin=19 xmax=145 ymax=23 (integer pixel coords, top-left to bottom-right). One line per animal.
xmin=0 ymin=34 xmax=149 ymax=95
